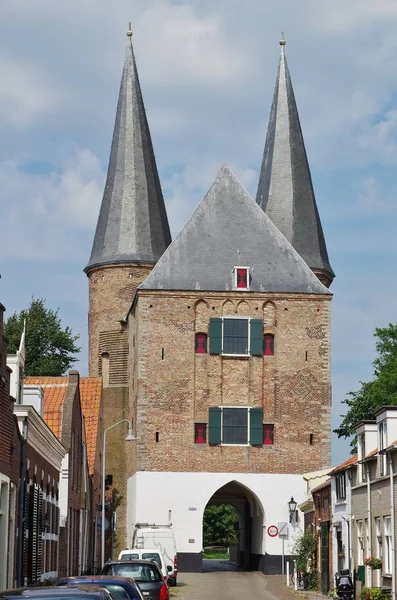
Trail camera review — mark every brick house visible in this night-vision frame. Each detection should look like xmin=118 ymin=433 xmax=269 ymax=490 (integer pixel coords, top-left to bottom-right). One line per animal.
xmin=25 ymin=375 xmax=103 ymax=575
xmin=350 ymin=408 xmax=397 ymax=597
xmin=312 ymin=479 xmax=332 ymax=593
xmin=85 ymin=32 xmax=335 ymax=572
xmin=0 ymin=302 xmax=21 ymax=590
xmin=13 ymin=400 xmax=65 ymax=584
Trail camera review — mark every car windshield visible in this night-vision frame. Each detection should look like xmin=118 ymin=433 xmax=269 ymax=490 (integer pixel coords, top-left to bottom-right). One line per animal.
xmin=103 ymin=565 xmax=162 ymax=582
xmin=141 ymin=554 xmax=161 ymax=568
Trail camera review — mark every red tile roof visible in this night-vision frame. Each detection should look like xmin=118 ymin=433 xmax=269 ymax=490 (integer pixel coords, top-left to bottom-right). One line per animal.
xmin=329 ymin=455 xmax=357 ymax=475
xmin=25 ymin=376 xmax=102 ymax=475
xmin=25 ymin=376 xmax=68 ymax=439
xmin=79 ymin=378 xmax=102 ymax=475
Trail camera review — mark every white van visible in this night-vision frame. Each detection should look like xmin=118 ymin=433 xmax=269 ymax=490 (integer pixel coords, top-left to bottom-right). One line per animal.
xmin=117 ymin=547 xmax=169 ymax=582
xmin=132 ymin=523 xmax=178 ymax=586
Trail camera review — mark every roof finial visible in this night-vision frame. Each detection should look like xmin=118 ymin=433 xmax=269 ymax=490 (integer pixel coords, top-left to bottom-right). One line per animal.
xmin=127 ymin=22 xmax=133 ymax=38
xmin=279 ymin=31 xmax=286 ymax=49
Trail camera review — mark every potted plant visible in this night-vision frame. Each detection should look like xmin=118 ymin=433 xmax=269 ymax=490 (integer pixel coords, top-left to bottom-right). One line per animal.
xmin=364 ymin=556 xmax=382 ymax=570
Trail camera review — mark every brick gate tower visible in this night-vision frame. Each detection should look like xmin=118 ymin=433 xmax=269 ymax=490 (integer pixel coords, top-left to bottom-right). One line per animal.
xmin=85 ymin=28 xmax=171 ymax=554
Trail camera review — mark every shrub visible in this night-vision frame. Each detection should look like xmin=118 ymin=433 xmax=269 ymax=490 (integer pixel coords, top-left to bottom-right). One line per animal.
xmin=361 ymin=587 xmax=389 ymax=600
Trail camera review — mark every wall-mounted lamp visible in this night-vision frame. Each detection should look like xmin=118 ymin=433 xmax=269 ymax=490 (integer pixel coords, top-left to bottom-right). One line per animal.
xmin=288 ymin=496 xmax=298 ymax=523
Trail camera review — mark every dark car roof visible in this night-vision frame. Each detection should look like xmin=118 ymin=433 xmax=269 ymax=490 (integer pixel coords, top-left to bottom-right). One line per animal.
xmin=0 ymin=588 xmax=111 ymax=599
xmin=58 ymin=577 xmax=137 ymax=585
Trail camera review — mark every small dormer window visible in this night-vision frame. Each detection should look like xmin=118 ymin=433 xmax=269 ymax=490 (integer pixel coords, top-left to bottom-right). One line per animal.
xmin=234 ymin=267 xmax=250 ymax=290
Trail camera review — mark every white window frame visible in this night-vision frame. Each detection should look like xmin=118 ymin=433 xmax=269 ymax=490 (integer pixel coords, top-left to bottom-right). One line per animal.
xmin=384 ymin=516 xmax=392 ymax=574
xmin=233 ymin=266 xmax=250 ymax=291
xmin=336 ymin=472 xmax=346 ymax=501
xmin=379 ymin=421 xmax=387 ymax=476
xmin=357 ymin=520 xmax=364 ymax=565
xmin=358 ymin=433 xmax=366 ymax=483
xmin=220 ymin=406 xmax=251 ymax=446
xmin=221 ymin=316 xmax=251 ymax=357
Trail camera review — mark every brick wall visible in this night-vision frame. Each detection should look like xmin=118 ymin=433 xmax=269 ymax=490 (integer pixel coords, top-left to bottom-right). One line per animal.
xmin=0 ymin=303 xmax=21 ymax=588
xmin=59 ymin=372 xmax=85 ymax=577
xmin=131 ymin=291 xmax=332 ymax=474
xmin=87 ymin=264 xmax=153 ymax=377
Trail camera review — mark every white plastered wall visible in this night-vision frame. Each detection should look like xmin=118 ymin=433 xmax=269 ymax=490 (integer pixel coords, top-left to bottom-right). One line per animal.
xmin=128 ymin=472 xmax=305 ymax=556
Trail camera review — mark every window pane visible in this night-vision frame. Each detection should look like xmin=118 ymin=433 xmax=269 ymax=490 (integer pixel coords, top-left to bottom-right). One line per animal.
xmin=222 ymin=408 xmax=248 ymax=444
xmin=223 ymin=319 xmax=249 ymax=354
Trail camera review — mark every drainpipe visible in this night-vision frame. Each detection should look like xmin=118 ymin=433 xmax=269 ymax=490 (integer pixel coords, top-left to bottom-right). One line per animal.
xmin=388 ymin=451 xmax=395 ymax=600
xmin=16 ymin=417 xmax=28 ymax=587
xmin=366 ymin=462 xmax=372 ymax=588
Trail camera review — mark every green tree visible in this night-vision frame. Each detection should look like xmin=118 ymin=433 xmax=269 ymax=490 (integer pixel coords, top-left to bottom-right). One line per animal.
xmin=4 ymin=298 xmax=80 ymax=376
xmin=334 ymin=323 xmax=397 ymax=450
xmin=203 ymin=504 xmax=239 ymax=547
xmin=292 ymin=529 xmax=318 ymax=590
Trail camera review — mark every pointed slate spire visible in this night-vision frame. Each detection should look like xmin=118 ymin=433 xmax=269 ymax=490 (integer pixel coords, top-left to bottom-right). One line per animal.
xmin=85 ymin=26 xmax=171 ymax=273
xmin=256 ymin=37 xmax=335 ymax=286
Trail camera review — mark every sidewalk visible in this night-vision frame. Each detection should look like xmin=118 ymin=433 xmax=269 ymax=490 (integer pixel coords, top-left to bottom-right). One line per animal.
xmin=263 ymin=575 xmax=328 ymax=600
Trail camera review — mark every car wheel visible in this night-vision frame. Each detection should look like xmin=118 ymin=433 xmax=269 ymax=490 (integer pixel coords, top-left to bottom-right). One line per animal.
xmin=169 ymin=578 xmax=177 ymax=587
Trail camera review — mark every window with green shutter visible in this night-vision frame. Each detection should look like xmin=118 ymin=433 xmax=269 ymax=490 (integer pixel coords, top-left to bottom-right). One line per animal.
xmin=250 ymin=320 xmax=263 ymax=356
xmin=209 ymin=407 xmax=264 ymax=446
xmin=249 ymin=408 xmax=263 ymax=446
xmin=209 ymin=318 xmax=223 ymax=354
xmin=207 ymin=318 xmax=264 ymax=356
xmin=208 ymin=407 xmax=221 ymax=445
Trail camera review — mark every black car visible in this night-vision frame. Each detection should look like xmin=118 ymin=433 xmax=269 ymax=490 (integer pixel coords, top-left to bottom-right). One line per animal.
xmin=101 ymin=560 xmax=168 ymax=600
xmin=0 ymin=587 xmax=112 ymax=600
xmin=58 ymin=576 xmax=143 ymax=600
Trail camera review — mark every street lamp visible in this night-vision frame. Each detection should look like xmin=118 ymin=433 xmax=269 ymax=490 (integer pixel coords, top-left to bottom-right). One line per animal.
xmin=102 ymin=419 xmax=136 ymax=567
xmin=288 ymin=496 xmax=298 ymax=523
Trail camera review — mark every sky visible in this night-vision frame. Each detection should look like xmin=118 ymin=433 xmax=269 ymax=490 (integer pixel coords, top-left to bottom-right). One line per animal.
xmin=1 ymin=0 xmax=397 ymax=467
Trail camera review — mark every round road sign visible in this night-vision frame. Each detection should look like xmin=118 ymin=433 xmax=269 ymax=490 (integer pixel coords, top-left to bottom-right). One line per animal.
xmin=267 ymin=525 xmax=279 ymax=537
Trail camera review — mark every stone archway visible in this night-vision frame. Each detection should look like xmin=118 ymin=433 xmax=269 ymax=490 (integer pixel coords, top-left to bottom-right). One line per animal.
xmin=202 ymin=480 xmax=265 ymax=571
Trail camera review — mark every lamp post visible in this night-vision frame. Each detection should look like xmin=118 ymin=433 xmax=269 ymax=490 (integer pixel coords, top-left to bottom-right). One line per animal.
xmin=288 ymin=497 xmax=298 ymax=523
xmin=101 ymin=419 xmax=136 ymax=568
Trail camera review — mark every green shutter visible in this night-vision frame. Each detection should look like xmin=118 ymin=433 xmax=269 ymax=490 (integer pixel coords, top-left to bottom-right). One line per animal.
xmin=209 ymin=407 xmax=222 ymax=445
xmin=250 ymin=319 xmax=263 ymax=356
xmin=209 ymin=318 xmax=223 ymax=355
xmin=250 ymin=408 xmax=263 ymax=446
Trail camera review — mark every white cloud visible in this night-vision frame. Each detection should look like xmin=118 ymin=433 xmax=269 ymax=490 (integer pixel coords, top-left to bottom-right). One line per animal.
xmin=0 ymin=149 xmax=104 ymax=259
xmin=0 ymin=59 xmax=58 ymax=126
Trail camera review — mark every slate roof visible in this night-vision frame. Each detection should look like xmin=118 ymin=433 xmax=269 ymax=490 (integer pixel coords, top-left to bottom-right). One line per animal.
xmin=85 ymin=32 xmax=171 ymax=273
xmin=140 ymin=165 xmax=331 ymax=294
xmin=25 ymin=376 xmax=102 ymax=475
xmin=256 ymin=41 xmax=335 ymax=283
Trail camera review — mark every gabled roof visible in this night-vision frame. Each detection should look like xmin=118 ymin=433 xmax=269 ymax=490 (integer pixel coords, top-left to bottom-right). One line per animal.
xmin=311 ymin=478 xmax=331 ymax=493
xmin=140 ymin=165 xmax=331 ymax=295
xmin=329 ymin=455 xmax=357 ymax=475
xmin=85 ymin=30 xmax=171 ymax=273
xmin=25 ymin=376 xmax=102 ymax=475
xmin=256 ymin=40 xmax=335 ymax=285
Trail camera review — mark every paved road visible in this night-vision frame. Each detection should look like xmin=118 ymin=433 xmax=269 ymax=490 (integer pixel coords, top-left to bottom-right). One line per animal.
xmin=172 ymin=565 xmax=295 ymax=600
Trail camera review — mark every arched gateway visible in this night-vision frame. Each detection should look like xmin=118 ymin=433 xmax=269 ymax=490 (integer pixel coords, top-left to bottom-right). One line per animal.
xmin=204 ymin=481 xmax=265 ymax=571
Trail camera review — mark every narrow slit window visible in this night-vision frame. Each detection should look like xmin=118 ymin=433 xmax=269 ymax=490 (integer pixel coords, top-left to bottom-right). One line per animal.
xmin=195 ymin=333 xmax=207 ymax=354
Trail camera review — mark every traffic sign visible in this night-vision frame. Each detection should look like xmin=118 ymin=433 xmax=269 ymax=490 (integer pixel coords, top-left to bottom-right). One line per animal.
xmin=278 ymin=522 xmax=288 ymax=538
xmin=267 ymin=525 xmax=278 ymax=537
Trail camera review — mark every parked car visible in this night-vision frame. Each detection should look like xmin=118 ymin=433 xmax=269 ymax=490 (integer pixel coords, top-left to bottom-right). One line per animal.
xmin=57 ymin=576 xmax=144 ymax=600
xmin=117 ymin=548 xmax=169 ymax=582
xmin=101 ymin=559 xmax=169 ymax=600
xmin=131 ymin=523 xmax=177 ymax=586
xmin=0 ymin=587 xmax=112 ymax=600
